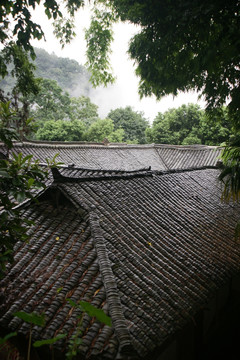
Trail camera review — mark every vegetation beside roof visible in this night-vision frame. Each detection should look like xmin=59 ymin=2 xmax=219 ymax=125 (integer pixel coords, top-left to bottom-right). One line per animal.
xmin=1 ymin=1 xmax=240 ymax=357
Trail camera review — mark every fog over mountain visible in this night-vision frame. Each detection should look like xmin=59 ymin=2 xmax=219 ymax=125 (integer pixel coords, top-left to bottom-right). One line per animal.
xmin=0 ymin=46 xmax=204 ymax=123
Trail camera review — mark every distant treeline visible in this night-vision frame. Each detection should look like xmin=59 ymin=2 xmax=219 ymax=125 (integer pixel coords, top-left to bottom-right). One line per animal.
xmin=0 ymin=48 xmax=233 ymax=145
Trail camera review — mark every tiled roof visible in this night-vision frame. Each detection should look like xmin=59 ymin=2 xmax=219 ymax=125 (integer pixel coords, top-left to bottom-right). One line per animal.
xmin=1 ymin=141 xmax=223 ymax=171
xmin=155 ymin=144 xmax=222 ymax=170
xmin=0 ymin=199 xmax=119 ymax=359
xmin=1 ymin=167 xmax=240 ymax=359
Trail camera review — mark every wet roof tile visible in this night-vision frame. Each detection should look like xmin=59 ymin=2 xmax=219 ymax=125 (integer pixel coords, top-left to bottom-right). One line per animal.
xmin=0 ymin=201 xmax=118 ymax=359
xmin=1 ymin=149 xmax=239 ymax=359
xmin=3 ymin=141 xmax=222 ymax=171
xmin=56 ymin=168 xmax=240 ymax=357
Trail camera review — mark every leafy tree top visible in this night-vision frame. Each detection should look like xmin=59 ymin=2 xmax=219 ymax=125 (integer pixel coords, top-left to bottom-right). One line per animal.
xmin=109 ymin=1 xmax=240 ymax=119
xmin=146 ymin=104 xmax=232 ymax=146
xmin=107 ymin=106 xmax=149 ymax=144
xmin=1 ymin=0 xmax=239 ymax=127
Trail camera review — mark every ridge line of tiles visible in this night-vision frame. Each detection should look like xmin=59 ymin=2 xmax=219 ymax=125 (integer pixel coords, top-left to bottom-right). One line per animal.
xmin=9 ymin=140 xmax=221 ymax=150
xmin=58 ymin=166 xmax=152 ymax=174
xmin=11 ymin=141 xmax=155 ymax=149
xmin=51 ymin=168 xmax=154 ymax=183
xmin=51 ymin=166 xmax=220 ymax=184
xmin=88 ymin=208 xmax=136 ymax=358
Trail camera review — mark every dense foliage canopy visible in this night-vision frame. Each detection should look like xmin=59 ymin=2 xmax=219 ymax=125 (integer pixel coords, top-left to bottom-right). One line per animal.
xmin=28 ymin=78 xmax=72 ymax=122
xmin=69 ymin=96 xmax=98 ymax=123
xmin=108 ymin=0 xmax=240 ymax=125
xmin=0 ymin=101 xmax=51 ymax=277
xmin=36 ymin=119 xmax=86 ymax=141
xmin=146 ymin=104 xmax=232 ymax=146
xmin=1 ymin=0 xmax=240 ymax=202
xmin=107 ymin=106 xmax=149 ymax=144
xmin=25 ymin=78 xmax=98 ymax=124
xmin=1 ymin=1 xmax=240 ymax=121
xmin=86 ymin=118 xmax=125 ymax=143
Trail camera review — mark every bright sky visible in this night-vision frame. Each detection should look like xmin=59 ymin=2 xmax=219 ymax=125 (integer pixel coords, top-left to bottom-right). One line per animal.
xmin=31 ymin=4 xmax=205 ymax=123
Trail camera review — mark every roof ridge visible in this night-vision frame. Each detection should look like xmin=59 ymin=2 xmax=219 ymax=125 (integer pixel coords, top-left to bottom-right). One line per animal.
xmin=50 ymin=166 xmax=221 ymax=184
xmin=2 ymin=140 xmax=223 ymax=151
xmin=154 ymin=143 xmax=222 ymax=150
xmin=60 ymin=166 xmax=152 ymax=173
xmin=51 ymin=167 xmax=153 ymax=182
xmin=89 ymin=209 xmax=136 ymax=357
xmin=9 ymin=140 xmax=155 ymax=149
xmin=154 ymin=165 xmax=222 ymax=176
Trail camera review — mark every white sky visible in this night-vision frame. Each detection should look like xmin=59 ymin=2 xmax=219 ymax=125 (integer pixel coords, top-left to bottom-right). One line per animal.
xmin=31 ymin=4 xmax=205 ymax=123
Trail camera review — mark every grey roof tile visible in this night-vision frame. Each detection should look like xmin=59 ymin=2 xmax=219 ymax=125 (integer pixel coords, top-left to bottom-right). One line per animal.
xmin=1 ymin=146 xmax=239 ymax=359
xmin=155 ymin=145 xmax=222 ymax=169
xmin=0 ymin=200 xmax=118 ymax=359
xmin=3 ymin=141 xmax=222 ymax=171
xmin=54 ymin=168 xmax=240 ymax=357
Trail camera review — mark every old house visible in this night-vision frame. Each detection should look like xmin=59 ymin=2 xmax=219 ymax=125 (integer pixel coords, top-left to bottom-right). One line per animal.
xmin=0 ymin=141 xmax=240 ymax=359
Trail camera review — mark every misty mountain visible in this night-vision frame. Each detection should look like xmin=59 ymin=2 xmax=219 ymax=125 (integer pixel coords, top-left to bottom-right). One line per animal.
xmin=0 ymin=47 xmax=92 ymax=97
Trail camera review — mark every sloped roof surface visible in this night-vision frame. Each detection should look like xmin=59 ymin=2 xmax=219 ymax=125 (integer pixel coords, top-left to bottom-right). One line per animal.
xmin=0 ymin=199 xmax=119 ymax=359
xmin=1 ymin=167 xmax=240 ymax=359
xmin=155 ymin=145 xmax=222 ymax=170
xmin=57 ymin=168 xmax=240 ymax=357
xmin=4 ymin=141 xmax=222 ymax=171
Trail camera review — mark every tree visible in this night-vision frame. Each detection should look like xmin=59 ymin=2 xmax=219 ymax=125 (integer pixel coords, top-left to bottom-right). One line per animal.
xmin=198 ymin=108 xmax=232 ymax=146
xmin=107 ymin=106 xmax=149 ymax=144
xmin=3 ymin=77 xmax=100 ymax=135
xmin=103 ymin=1 xmax=240 ymax=125
xmin=219 ymin=135 xmax=240 ymax=203
xmin=35 ymin=119 xmax=86 ymax=141
xmin=146 ymin=104 xmax=233 ymax=146
xmin=1 ymin=47 xmax=92 ymax=98
xmin=146 ymin=104 xmax=203 ymax=145
xmin=0 ymin=44 xmax=39 ymax=97
xmin=85 ymin=5 xmax=116 ymax=87
xmin=85 ymin=118 xmax=125 ymax=143
xmin=182 ymin=134 xmax=202 ymax=146
xmin=0 ymin=1 xmax=83 ymax=92
xmin=0 ymin=101 xmax=51 ymax=277
xmin=219 ymin=134 xmax=240 ymax=239
xmin=1 ymin=1 xmax=240 ymax=124
xmin=19 ymin=80 xmax=100 ymax=139
xmin=69 ymin=96 xmax=99 ymax=126
xmin=27 ymin=78 xmax=72 ymax=123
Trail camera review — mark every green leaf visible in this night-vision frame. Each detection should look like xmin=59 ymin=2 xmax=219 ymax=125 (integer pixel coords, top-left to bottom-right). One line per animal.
xmin=27 ymin=178 xmax=35 ymax=189
xmin=67 ymin=298 xmax=78 ymax=308
xmin=33 ymin=334 xmax=67 ymax=347
xmin=79 ymin=301 xmax=112 ymax=326
xmin=16 ymin=191 xmax=26 ymax=203
xmin=20 ymin=154 xmax=33 ymax=165
xmin=26 ymin=117 xmax=34 ymax=126
xmin=0 ymin=170 xmax=11 ymax=178
xmin=13 ymin=311 xmax=45 ymax=326
xmin=73 ymin=337 xmax=82 ymax=345
xmin=0 ymin=332 xmax=17 ymax=345
xmin=45 ymin=8 xmax=51 ymax=19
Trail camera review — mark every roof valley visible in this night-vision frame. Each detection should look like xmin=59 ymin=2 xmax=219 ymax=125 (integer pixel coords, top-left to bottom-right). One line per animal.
xmin=88 ymin=208 xmax=136 ymax=358
xmin=153 ymin=146 xmax=169 ymax=171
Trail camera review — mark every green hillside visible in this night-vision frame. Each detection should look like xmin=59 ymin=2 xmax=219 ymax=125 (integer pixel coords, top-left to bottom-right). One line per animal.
xmin=0 ymin=48 xmax=92 ymax=97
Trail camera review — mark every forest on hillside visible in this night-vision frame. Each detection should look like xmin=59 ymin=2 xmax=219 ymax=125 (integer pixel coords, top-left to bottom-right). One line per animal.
xmin=0 ymin=48 xmax=92 ymax=97
xmin=0 ymin=48 xmax=234 ymax=145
